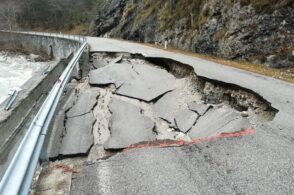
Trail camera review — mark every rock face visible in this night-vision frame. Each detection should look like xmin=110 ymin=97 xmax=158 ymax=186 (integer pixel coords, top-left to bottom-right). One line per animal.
xmin=93 ymin=0 xmax=294 ymax=68
xmin=95 ymin=0 xmax=127 ymax=36
xmin=104 ymin=98 xmax=156 ymax=150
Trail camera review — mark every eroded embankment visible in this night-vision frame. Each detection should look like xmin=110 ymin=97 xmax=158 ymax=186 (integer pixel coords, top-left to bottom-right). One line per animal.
xmin=47 ymin=52 xmax=277 ymax=160
xmin=145 ymin=56 xmax=278 ymax=122
xmin=33 ymin=51 xmax=280 ymax=194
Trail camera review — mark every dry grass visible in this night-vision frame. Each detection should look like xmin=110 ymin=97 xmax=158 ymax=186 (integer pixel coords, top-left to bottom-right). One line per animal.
xmin=147 ymin=44 xmax=294 ymax=83
xmin=65 ymin=24 xmax=88 ymax=35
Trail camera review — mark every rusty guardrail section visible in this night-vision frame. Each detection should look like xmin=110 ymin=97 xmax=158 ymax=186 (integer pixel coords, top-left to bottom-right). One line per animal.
xmin=0 ymin=30 xmax=87 ymax=195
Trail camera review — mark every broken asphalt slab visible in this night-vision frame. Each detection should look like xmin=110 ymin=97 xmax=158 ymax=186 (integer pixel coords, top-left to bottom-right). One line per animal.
xmin=188 ymin=102 xmax=212 ymax=116
xmin=67 ymin=88 xmax=99 ymax=118
xmin=89 ymin=63 xmax=136 ymax=87
xmin=188 ymin=108 xmax=251 ymax=139
xmin=104 ymin=98 xmax=156 ymax=150
xmin=90 ymin=62 xmax=176 ymax=102
xmin=60 ymin=112 xmax=95 ymax=156
xmin=47 ymin=86 xmax=78 ymax=159
xmin=58 ymin=88 xmax=99 ymax=156
xmin=174 ymin=109 xmax=199 ymax=133
xmin=116 ymin=64 xmax=176 ymax=102
xmin=152 ymin=90 xmax=182 ymax=126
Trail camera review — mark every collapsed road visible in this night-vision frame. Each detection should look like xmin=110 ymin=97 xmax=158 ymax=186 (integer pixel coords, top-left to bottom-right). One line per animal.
xmin=33 ymin=37 xmax=294 ymax=195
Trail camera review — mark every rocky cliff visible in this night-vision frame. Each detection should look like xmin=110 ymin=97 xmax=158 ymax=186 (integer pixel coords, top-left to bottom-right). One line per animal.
xmin=93 ymin=0 xmax=294 ymax=68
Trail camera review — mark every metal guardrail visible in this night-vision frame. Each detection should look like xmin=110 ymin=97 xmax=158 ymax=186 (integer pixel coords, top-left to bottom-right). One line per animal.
xmin=0 ymin=31 xmax=88 ymax=195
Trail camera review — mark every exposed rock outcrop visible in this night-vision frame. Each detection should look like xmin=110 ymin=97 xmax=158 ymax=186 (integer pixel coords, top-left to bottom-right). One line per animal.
xmin=93 ymin=0 xmax=294 ymax=68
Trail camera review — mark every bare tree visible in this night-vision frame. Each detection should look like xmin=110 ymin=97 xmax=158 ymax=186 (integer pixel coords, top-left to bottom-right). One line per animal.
xmin=0 ymin=2 xmax=18 ymax=30
xmin=169 ymin=0 xmax=174 ymax=13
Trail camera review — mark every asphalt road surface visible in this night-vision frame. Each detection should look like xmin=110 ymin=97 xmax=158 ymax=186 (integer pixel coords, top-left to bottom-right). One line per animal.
xmin=39 ymin=37 xmax=294 ymax=195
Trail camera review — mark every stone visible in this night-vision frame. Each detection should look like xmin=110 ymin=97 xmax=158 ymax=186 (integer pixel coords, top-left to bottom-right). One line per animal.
xmin=265 ymin=55 xmax=290 ymax=68
xmin=241 ymin=111 xmax=249 ymax=117
xmin=174 ymin=109 xmax=198 ymax=133
xmin=104 ymin=98 xmax=155 ymax=150
xmin=116 ymin=64 xmax=176 ymax=102
xmin=187 ymin=102 xmax=212 ymax=116
xmin=188 ymin=108 xmax=251 ymax=139
xmin=89 ymin=63 xmax=136 ymax=87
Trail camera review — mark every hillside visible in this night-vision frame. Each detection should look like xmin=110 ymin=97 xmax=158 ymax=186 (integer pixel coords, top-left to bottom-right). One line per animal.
xmin=94 ymin=0 xmax=294 ymax=68
xmin=0 ymin=0 xmax=293 ymax=69
xmin=0 ymin=0 xmax=96 ymax=33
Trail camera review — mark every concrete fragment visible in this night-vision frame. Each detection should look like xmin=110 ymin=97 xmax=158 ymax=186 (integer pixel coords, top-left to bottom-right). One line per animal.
xmin=116 ymin=64 xmax=176 ymax=102
xmin=89 ymin=63 xmax=136 ymax=87
xmin=104 ymin=98 xmax=155 ymax=150
xmin=175 ymin=109 xmax=198 ymax=133
xmin=188 ymin=102 xmax=211 ymax=116
xmin=60 ymin=112 xmax=95 ymax=156
xmin=67 ymin=88 xmax=99 ymax=118
xmin=188 ymin=108 xmax=251 ymax=139
xmin=152 ymin=91 xmax=181 ymax=125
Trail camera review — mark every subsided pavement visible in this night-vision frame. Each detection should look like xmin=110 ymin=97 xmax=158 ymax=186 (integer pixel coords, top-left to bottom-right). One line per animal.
xmin=37 ymin=37 xmax=294 ymax=195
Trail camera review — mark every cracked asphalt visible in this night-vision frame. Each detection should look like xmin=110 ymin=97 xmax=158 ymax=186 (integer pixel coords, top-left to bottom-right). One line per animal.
xmin=35 ymin=37 xmax=294 ymax=195
xmin=71 ymin=128 xmax=294 ymax=195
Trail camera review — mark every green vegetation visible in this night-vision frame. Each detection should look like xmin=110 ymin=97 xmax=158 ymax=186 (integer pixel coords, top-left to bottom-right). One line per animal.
xmin=133 ymin=0 xmax=160 ymax=26
xmin=125 ymin=2 xmax=137 ymax=18
xmin=158 ymin=0 xmax=206 ymax=31
xmin=128 ymin=0 xmax=207 ymax=32
xmin=249 ymin=0 xmax=291 ymax=14
xmin=213 ymin=27 xmax=228 ymax=40
xmin=128 ymin=0 xmax=292 ymax=33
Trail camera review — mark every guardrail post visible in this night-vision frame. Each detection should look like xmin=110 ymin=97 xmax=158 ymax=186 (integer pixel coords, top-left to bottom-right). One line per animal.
xmin=39 ymin=144 xmax=48 ymax=163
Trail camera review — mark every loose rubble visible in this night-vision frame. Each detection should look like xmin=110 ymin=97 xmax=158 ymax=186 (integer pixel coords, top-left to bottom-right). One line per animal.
xmin=39 ymin=52 xmax=279 ymax=194
xmin=48 ymin=53 xmax=276 ymax=159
